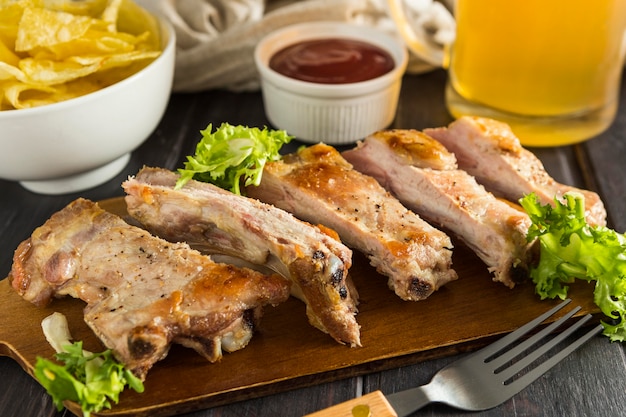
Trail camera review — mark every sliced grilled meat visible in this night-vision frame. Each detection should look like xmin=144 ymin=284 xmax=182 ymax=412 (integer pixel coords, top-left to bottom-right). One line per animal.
xmin=9 ymin=198 xmax=290 ymax=379
xmin=123 ymin=167 xmax=361 ymax=347
xmin=245 ymin=143 xmax=457 ymax=301
xmin=343 ymin=130 xmax=534 ymax=288
xmin=425 ymin=116 xmax=607 ymax=226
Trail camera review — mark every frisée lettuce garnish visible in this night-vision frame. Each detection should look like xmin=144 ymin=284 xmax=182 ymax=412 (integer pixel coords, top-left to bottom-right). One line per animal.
xmin=176 ymin=123 xmax=293 ymax=195
xmin=521 ymin=192 xmax=626 ymax=342
xmin=34 ymin=312 xmax=144 ymax=417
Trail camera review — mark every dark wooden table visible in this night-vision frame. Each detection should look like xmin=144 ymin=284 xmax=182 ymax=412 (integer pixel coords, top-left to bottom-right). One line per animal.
xmin=2 ymin=69 xmax=626 ymax=417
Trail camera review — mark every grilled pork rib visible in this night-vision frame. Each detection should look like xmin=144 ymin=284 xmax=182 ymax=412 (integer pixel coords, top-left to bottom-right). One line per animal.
xmin=123 ymin=167 xmax=361 ymax=347
xmin=245 ymin=143 xmax=457 ymax=301
xmin=424 ymin=116 xmax=607 ymax=226
xmin=9 ymin=198 xmax=290 ymax=379
xmin=343 ymin=130 xmax=534 ymax=288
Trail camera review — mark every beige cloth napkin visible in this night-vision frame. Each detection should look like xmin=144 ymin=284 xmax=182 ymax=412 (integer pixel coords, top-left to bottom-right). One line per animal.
xmin=137 ymin=0 xmax=454 ymax=92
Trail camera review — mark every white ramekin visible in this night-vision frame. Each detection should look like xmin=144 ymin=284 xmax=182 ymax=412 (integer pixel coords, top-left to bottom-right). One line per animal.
xmin=254 ymin=22 xmax=408 ymax=145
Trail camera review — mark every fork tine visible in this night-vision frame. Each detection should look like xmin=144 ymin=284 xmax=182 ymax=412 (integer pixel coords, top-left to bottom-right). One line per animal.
xmin=476 ymin=299 xmax=573 ymax=360
xmin=503 ymin=322 xmax=603 ymax=394
xmin=312 ymin=300 xmax=601 ymax=416
xmin=486 ymin=304 xmax=581 ymax=371
xmin=496 ymin=313 xmax=592 ymax=381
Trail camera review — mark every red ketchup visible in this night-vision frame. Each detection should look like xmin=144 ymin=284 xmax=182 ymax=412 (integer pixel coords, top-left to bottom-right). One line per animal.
xmin=269 ymin=38 xmax=395 ymax=84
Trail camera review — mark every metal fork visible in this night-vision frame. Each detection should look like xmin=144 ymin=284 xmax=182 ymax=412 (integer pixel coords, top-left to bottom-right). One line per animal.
xmin=307 ymin=299 xmax=603 ymax=417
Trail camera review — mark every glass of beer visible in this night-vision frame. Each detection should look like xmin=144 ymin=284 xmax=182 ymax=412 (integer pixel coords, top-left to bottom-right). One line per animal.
xmin=388 ymin=0 xmax=626 ymax=146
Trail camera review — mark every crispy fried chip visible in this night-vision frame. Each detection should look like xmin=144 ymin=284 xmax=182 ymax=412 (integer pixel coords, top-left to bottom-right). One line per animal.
xmin=0 ymin=61 xmax=25 ymax=81
xmin=0 ymin=39 xmax=20 ymax=67
xmin=101 ymin=0 xmax=123 ymax=32
xmin=19 ymin=57 xmax=102 ymax=85
xmin=15 ymin=7 xmax=93 ymax=52
xmin=0 ymin=3 xmax=23 ymax=48
xmin=0 ymin=0 xmax=162 ymax=111
xmin=3 ymin=80 xmax=58 ymax=109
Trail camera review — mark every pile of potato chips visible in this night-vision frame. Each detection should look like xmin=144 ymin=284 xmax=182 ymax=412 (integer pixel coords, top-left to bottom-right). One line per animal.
xmin=0 ymin=0 xmax=162 ymax=110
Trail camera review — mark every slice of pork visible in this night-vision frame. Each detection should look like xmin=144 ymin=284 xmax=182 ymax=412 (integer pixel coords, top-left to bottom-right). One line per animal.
xmin=123 ymin=167 xmax=361 ymax=347
xmin=343 ymin=130 xmax=534 ymax=288
xmin=424 ymin=116 xmax=607 ymax=226
xmin=9 ymin=198 xmax=290 ymax=379
xmin=245 ymin=143 xmax=457 ymax=301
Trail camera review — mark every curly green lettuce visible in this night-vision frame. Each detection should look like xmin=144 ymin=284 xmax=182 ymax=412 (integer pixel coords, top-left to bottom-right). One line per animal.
xmin=176 ymin=123 xmax=293 ymax=195
xmin=34 ymin=313 xmax=144 ymax=417
xmin=520 ymin=192 xmax=626 ymax=342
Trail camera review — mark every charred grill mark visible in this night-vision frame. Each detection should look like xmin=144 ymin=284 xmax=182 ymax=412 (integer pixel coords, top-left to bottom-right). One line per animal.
xmin=129 ymin=333 xmax=159 ymax=360
xmin=338 ymin=286 xmax=348 ymax=299
xmin=326 ymin=257 xmax=348 ymax=299
xmin=312 ymin=250 xmax=325 ymax=260
xmin=184 ymin=336 xmax=218 ymax=357
xmin=409 ymin=278 xmax=432 ymax=299
xmin=242 ymin=309 xmax=256 ymax=331
xmin=330 ymin=267 xmax=343 ymax=286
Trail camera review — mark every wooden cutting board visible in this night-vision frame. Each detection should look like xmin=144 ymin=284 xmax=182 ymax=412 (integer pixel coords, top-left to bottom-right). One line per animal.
xmin=0 ymin=197 xmax=601 ymax=417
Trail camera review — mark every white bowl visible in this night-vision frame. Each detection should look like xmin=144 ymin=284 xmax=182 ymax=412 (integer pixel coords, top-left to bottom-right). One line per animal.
xmin=0 ymin=13 xmax=175 ymax=195
xmin=254 ymin=22 xmax=408 ymax=145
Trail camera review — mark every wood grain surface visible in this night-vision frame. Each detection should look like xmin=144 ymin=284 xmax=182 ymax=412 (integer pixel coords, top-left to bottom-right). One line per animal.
xmin=0 ymin=197 xmax=601 ymax=417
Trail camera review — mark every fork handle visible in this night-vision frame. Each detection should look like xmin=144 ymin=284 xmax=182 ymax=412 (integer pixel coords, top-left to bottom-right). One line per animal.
xmin=304 ymin=390 xmax=398 ymax=417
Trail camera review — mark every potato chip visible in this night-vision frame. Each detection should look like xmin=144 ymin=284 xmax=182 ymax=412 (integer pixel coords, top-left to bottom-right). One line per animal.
xmin=30 ymin=31 xmax=148 ymax=61
xmin=101 ymin=0 xmax=123 ymax=32
xmin=15 ymin=7 xmax=94 ymax=52
xmin=3 ymin=80 xmax=58 ymax=109
xmin=114 ymin=0 xmax=160 ymax=49
xmin=38 ymin=0 xmax=114 ymax=18
xmin=0 ymin=39 xmax=20 ymax=67
xmin=19 ymin=56 xmax=103 ymax=85
xmin=0 ymin=0 xmax=162 ymax=111
xmin=0 ymin=3 xmax=23 ymax=49
xmin=0 ymin=61 xmax=25 ymax=82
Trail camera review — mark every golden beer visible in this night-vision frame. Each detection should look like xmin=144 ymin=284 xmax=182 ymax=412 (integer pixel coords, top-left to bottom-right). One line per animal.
xmin=446 ymin=0 xmax=626 ymax=146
